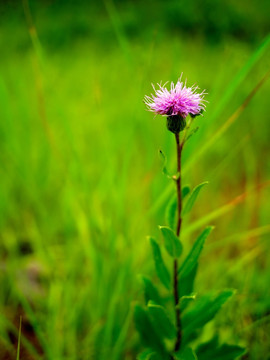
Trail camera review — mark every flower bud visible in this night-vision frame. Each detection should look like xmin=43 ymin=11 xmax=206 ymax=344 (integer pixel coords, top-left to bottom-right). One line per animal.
xmin=166 ymin=115 xmax=186 ymax=134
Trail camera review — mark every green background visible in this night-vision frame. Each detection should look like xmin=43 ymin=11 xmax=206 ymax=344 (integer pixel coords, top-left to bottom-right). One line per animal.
xmin=0 ymin=0 xmax=269 ymax=359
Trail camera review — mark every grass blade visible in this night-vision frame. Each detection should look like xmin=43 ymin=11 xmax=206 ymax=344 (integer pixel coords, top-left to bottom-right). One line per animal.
xmin=103 ymin=0 xmax=131 ymax=63
xmin=182 ymin=181 xmax=270 ymax=237
xmin=183 ymin=69 xmax=270 ymax=175
xmin=16 ymin=316 xmax=22 ymax=360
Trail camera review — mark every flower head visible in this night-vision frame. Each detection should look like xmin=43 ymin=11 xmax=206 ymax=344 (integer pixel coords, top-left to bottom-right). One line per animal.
xmin=144 ymin=77 xmax=206 ymax=119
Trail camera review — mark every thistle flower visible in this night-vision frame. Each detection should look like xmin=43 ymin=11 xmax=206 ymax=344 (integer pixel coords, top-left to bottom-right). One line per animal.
xmin=144 ymin=77 xmax=206 ymax=119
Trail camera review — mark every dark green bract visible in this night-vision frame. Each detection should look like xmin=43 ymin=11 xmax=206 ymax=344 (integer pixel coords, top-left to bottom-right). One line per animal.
xmin=166 ymin=115 xmax=186 ymax=133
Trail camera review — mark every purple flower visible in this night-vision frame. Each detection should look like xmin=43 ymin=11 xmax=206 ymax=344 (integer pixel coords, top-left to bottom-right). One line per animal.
xmin=144 ymin=77 xmax=206 ymax=118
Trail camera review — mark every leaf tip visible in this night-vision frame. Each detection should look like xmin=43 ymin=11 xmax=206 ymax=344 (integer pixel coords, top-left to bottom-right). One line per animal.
xmin=147 ymin=235 xmax=155 ymax=245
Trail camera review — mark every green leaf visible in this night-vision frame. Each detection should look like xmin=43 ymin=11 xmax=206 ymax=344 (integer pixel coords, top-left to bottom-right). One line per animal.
xmin=148 ymin=353 xmax=164 ymax=360
xmin=148 ymin=301 xmax=176 ymax=340
xmin=182 ymin=290 xmax=235 ymax=344
xmin=148 ymin=354 xmax=163 ymax=360
xmin=178 ymin=227 xmax=213 ymax=299
xmin=178 ymin=293 xmax=197 ymax=310
xmin=196 ymin=334 xmax=218 ymax=353
xmin=149 ymin=237 xmax=171 ymax=290
xmin=174 ymin=347 xmax=198 ymax=360
xmin=159 ymin=226 xmax=183 ymax=258
xmin=137 ymin=350 xmax=165 ymax=360
xmin=179 ymin=264 xmax=198 ymax=298
xmin=159 ymin=150 xmax=171 ymax=178
xmin=139 ymin=276 xmax=163 ymax=306
xmin=182 ymin=185 xmax=191 ymax=200
xmin=165 ymin=187 xmax=190 ymax=230
xmin=196 ymin=337 xmax=246 ymax=360
xmin=179 ymin=227 xmax=214 ymax=277
xmin=137 ymin=349 xmax=156 ymax=360
xmin=159 ymin=150 xmax=180 ymax=180
xmin=183 ymin=182 xmax=208 ymax=216
xmin=134 ymin=305 xmax=165 ymax=354
xmin=165 ymin=195 xmax=177 ymax=230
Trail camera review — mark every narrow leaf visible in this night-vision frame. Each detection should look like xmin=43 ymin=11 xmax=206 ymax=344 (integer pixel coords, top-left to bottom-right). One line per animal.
xmin=178 ymin=293 xmax=197 ymax=310
xmin=196 ymin=335 xmax=218 ymax=354
xmin=149 ymin=237 xmax=171 ymax=290
xmin=182 ymin=290 xmax=235 ymax=344
xmin=159 ymin=150 xmax=171 ymax=178
xmin=137 ymin=351 xmax=164 ymax=360
xmin=166 ymin=187 xmax=189 ymax=230
xmin=137 ymin=349 xmax=156 ymax=360
xmin=196 ymin=337 xmax=246 ymax=360
xmin=134 ymin=305 xmax=165 ymax=354
xmin=165 ymin=195 xmax=177 ymax=230
xmin=148 ymin=353 xmax=164 ymax=360
xmin=179 ymin=264 xmax=198 ymax=299
xmin=139 ymin=276 xmax=163 ymax=305
xmin=159 ymin=226 xmax=183 ymax=258
xmin=182 ymin=182 xmax=208 ymax=215
xmin=174 ymin=347 xmax=198 ymax=360
xmin=179 ymin=226 xmax=214 ymax=277
xmin=148 ymin=301 xmax=176 ymax=340
xmin=182 ymin=185 xmax=191 ymax=200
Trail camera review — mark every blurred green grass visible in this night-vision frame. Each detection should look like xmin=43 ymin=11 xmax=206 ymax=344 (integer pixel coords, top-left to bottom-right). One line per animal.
xmin=0 ymin=1 xmax=270 ymax=359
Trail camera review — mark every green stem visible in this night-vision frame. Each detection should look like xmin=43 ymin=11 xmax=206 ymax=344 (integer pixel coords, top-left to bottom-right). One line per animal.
xmin=174 ymin=132 xmax=182 ymax=352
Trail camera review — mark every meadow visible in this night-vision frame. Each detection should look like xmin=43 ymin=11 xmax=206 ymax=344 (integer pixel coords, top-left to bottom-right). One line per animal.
xmin=0 ymin=1 xmax=270 ymax=359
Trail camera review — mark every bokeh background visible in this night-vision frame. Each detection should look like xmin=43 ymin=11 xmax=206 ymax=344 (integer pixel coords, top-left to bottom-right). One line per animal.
xmin=0 ymin=0 xmax=270 ymax=359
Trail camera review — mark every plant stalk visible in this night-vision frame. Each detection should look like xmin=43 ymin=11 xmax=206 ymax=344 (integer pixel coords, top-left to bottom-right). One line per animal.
xmin=174 ymin=132 xmax=182 ymax=352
